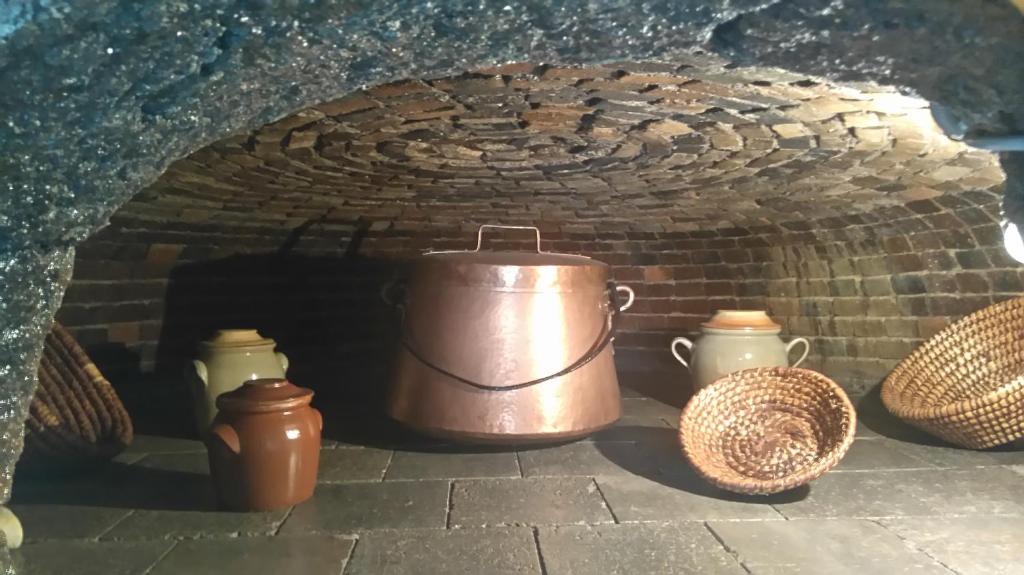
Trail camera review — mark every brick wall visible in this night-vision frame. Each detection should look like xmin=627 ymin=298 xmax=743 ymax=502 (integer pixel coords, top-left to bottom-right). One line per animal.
xmin=52 ymin=63 xmax=1019 ymax=405
xmin=60 ymin=187 xmax=1017 ymax=400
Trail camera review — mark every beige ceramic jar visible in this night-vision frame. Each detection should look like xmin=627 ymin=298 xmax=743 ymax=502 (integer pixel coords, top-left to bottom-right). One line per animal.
xmin=191 ymin=329 xmax=289 ymax=435
xmin=670 ymin=311 xmax=809 ymax=391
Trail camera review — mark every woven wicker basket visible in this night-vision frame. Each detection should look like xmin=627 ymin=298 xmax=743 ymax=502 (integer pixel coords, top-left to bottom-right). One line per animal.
xmin=881 ymin=297 xmax=1024 ymax=449
xmin=679 ymin=367 xmax=856 ymax=495
xmin=21 ymin=323 xmax=133 ymax=468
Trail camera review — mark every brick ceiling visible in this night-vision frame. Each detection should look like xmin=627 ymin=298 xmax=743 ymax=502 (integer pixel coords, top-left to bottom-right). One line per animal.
xmin=129 ymin=62 xmax=1004 ymax=233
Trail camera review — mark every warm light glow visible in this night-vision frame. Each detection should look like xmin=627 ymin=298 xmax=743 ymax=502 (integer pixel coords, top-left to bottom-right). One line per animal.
xmin=531 ymin=267 xmax=569 ymax=432
xmin=1002 ymin=219 xmax=1024 ymax=264
xmin=286 ymin=428 xmax=301 ymax=440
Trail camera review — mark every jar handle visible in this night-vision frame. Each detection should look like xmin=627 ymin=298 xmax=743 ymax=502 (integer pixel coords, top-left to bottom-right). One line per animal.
xmin=275 ymin=351 xmax=289 ymax=373
xmin=191 ymin=360 xmax=208 ymax=388
xmin=787 ymin=337 xmax=810 ymax=368
xmin=210 ymin=423 xmax=241 ymax=455
xmin=615 ymin=285 xmax=635 ymax=312
xmin=671 ymin=337 xmax=693 ymax=370
xmin=474 ymin=225 xmax=542 ymax=253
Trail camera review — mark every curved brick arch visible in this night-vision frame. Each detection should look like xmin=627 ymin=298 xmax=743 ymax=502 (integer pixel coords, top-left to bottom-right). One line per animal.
xmin=2 ymin=0 xmax=1024 ymax=511
xmin=68 ymin=62 xmax=1010 ymax=413
xmin=139 ymin=63 xmax=999 ymax=233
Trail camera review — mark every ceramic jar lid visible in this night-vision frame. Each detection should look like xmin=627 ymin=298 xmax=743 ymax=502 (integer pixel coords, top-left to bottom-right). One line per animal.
xmin=701 ymin=310 xmax=781 ymax=332
xmin=216 ymin=378 xmax=313 ymax=413
xmin=200 ymin=329 xmax=276 ymax=350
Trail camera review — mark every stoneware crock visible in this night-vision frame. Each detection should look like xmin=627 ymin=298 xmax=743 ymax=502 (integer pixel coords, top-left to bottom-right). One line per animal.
xmin=190 ymin=329 xmax=289 ymax=436
xmin=206 ymin=378 xmax=321 ymax=512
xmin=671 ymin=310 xmax=810 ymax=391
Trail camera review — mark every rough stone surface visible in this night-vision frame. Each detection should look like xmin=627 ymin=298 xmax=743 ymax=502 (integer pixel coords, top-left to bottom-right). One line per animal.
xmin=883 ymin=438 xmax=1024 ymax=469
xmin=148 ymin=535 xmax=354 ymax=575
xmin=346 ymin=527 xmax=541 ymax=575
xmin=10 ymin=540 xmax=173 ymax=575
xmin=831 ymin=438 xmax=933 ymax=471
xmin=11 ymin=452 xmax=215 ymax=512
xmin=774 ymin=467 xmax=1024 ymax=519
xmin=101 ymin=508 xmax=290 ymax=541
xmin=8 ymin=503 xmax=130 ymax=541
xmin=708 ymin=518 xmax=950 ymax=574
xmin=880 ymin=516 xmax=1024 ymax=575
xmin=317 ymin=447 xmax=392 ymax=483
xmin=278 ymin=480 xmax=449 ymax=534
xmin=119 ymin=435 xmax=204 ymax=456
xmin=538 ymin=523 xmax=746 ymax=575
xmin=385 ymin=450 xmax=520 ymax=480
xmin=449 ymin=477 xmax=614 ymax=527
xmin=620 ymin=398 xmax=684 ymax=420
xmin=3 ymin=0 xmax=1024 ymax=511
xmin=586 ymin=416 xmax=677 ymax=442
xmin=517 ymin=442 xmax=657 ymax=478
xmin=595 ymin=473 xmax=783 ymax=522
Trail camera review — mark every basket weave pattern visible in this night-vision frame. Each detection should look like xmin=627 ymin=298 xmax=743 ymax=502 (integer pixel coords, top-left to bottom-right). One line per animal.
xmin=679 ymin=367 xmax=856 ymax=495
xmin=882 ymin=297 xmax=1024 ymax=449
xmin=22 ymin=323 xmax=133 ymax=466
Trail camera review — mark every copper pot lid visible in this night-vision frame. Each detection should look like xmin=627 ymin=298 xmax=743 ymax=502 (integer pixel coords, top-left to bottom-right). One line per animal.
xmin=200 ymin=329 xmax=276 ymax=350
xmin=216 ymin=378 xmax=313 ymax=413
xmin=426 ymin=225 xmax=599 ymax=267
xmin=425 ymin=250 xmax=597 ymax=267
xmin=701 ymin=310 xmax=782 ymax=332
xmin=416 ymin=225 xmax=607 ymax=291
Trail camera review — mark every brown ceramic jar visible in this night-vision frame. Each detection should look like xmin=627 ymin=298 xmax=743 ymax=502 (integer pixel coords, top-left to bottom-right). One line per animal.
xmin=205 ymin=378 xmax=321 ymax=511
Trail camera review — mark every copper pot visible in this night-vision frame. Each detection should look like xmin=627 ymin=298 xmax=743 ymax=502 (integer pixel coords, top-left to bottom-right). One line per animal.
xmin=386 ymin=225 xmax=634 ymax=443
xmin=206 ymin=378 xmax=322 ymax=511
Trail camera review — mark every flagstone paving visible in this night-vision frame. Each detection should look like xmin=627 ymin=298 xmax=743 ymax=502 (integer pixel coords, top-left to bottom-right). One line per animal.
xmin=10 ymin=384 xmax=1024 ymax=574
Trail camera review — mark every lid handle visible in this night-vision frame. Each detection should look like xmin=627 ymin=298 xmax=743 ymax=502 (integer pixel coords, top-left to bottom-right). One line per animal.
xmin=474 ymin=225 xmax=542 ymax=253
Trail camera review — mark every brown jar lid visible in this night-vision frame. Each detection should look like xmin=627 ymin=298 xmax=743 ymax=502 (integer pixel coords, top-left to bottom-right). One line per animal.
xmin=216 ymin=378 xmax=313 ymax=413
xmin=701 ymin=310 xmax=781 ymax=331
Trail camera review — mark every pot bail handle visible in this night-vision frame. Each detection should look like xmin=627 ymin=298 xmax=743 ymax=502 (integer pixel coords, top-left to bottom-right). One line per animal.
xmin=399 ymin=282 xmax=625 ymax=392
xmin=474 ymin=225 xmax=542 ymax=253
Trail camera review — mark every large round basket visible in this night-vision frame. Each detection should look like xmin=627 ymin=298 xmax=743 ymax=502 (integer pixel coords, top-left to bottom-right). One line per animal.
xmin=881 ymin=297 xmax=1024 ymax=449
xmin=21 ymin=323 xmax=133 ymax=470
xmin=679 ymin=367 xmax=856 ymax=495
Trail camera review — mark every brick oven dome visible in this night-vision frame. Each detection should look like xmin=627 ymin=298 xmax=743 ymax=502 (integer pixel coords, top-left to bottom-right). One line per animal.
xmin=2 ymin=0 xmax=1024 ymax=523
xmin=133 ymin=63 xmax=1002 ymax=236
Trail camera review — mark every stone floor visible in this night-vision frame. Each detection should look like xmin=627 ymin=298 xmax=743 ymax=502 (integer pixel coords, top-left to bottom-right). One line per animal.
xmin=8 ymin=378 xmax=1024 ymax=574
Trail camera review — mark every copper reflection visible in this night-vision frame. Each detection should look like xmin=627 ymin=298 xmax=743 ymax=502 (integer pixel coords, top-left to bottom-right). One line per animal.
xmin=386 ymin=226 xmax=632 ymax=444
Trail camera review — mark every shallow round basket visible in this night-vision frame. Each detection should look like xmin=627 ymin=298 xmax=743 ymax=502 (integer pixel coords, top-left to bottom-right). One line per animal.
xmin=882 ymin=297 xmax=1024 ymax=449
xmin=679 ymin=367 xmax=856 ymax=495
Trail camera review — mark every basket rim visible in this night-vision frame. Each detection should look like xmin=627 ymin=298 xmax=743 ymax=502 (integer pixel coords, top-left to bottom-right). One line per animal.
xmin=881 ymin=296 xmax=1024 ymax=421
xmin=882 ymin=374 xmax=1024 ymax=421
xmin=678 ymin=366 xmax=857 ymax=494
